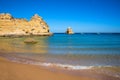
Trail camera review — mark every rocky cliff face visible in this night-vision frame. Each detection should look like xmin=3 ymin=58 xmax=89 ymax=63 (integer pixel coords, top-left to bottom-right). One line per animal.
xmin=0 ymin=13 xmax=52 ymax=36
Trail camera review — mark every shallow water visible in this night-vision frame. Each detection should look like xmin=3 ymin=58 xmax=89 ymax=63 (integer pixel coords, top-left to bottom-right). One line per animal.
xmin=0 ymin=33 xmax=120 ymax=79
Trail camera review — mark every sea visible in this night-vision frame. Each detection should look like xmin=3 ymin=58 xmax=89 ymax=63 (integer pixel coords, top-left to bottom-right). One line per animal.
xmin=0 ymin=33 xmax=120 ymax=79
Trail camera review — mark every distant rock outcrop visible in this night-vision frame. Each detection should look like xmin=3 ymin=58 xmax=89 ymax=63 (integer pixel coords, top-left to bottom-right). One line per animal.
xmin=66 ymin=27 xmax=74 ymax=34
xmin=0 ymin=13 xmax=52 ymax=37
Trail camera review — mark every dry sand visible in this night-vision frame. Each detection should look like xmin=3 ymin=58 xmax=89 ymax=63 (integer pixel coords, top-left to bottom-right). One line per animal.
xmin=0 ymin=57 xmax=98 ymax=80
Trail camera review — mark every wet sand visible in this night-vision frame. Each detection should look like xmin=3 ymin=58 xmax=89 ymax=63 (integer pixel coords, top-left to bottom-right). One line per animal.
xmin=0 ymin=57 xmax=98 ymax=80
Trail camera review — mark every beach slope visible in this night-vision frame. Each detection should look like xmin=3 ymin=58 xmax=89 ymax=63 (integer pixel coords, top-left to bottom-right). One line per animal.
xmin=0 ymin=57 xmax=96 ymax=80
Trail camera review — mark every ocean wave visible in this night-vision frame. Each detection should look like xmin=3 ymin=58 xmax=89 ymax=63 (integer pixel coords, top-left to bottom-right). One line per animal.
xmin=9 ymin=57 xmax=117 ymax=70
xmin=4 ymin=56 xmax=120 ymax=78
xmin=4 ymin=55 xmax=119 ymax=71
xmin=10 ymin=58 xmax=94 ymax=70
xmin=35 ymin=62 xmax=94 ymax=70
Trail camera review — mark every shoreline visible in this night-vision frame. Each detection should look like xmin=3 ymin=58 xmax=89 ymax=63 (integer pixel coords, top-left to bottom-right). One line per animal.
xmin=0 ymin=56 xmax=98 ymax=80
xmin=0 ymin=55 xmax=120 ymax=80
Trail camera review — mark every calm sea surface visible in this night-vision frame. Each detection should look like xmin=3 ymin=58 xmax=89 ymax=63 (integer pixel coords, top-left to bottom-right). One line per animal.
xmin=0 ymin=33 xmax=120 ymax=69
xmin=0 ymin=33 xmax=120 ymax=79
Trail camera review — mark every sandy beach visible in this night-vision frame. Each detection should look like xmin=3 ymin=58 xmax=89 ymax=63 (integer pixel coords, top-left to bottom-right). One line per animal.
xmin=0 ymin=57 xmax=98 ymax=80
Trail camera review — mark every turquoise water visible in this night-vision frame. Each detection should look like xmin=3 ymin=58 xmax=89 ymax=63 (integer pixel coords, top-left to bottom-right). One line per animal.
xmin=0 ymin=33 xmax=120 ymax=79
xmin=0 ymin=33 xmax=120 ymax=67
xmin=45 ymin=33 xmax=120 ymax=66
xmin=48 ymin=33 xmax=120 ymax=55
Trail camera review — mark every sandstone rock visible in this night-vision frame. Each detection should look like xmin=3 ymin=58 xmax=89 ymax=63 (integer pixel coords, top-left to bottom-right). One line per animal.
xmin=0 ymin=13 xmax=13 ymax=20
xmin=0 ymin=13 xmax=52 ymax=37
xmin=24 ymin=38 xmax=38 ymax=44
xmin=66 ymin=27 xmax=74 ymax=34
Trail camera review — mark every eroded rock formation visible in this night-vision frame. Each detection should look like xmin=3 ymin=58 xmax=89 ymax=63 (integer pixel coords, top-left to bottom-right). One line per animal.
xmin=66 ymin=27 xmax=74 ymax=34
xmin=0 ymin=13 xmax=52 ymax=37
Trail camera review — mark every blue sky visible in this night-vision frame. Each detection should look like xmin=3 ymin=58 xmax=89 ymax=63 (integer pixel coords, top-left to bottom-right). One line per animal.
xmin=0 ymin=0 xmax=120 ymax=33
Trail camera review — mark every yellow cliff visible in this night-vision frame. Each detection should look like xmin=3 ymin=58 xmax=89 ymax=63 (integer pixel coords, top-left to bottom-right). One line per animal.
xmin=0 ymin=13 xmax=52 ymax=37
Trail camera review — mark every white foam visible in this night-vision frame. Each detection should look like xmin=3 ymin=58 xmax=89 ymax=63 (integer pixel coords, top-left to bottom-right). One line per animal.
xmin=10 ymin=58 xmax=92 ymax=70
xmin=10 ymin=58 xmax=115 ymax=70
xmin=31 ymin=62 xmax=94 ymax=70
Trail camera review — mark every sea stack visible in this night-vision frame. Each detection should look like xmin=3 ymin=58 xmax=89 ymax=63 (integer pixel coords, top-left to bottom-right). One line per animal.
xmin=66 ymin=27 xmax=74 ymax=34
xmin=0 ymin=13 xmax=53 ymax=37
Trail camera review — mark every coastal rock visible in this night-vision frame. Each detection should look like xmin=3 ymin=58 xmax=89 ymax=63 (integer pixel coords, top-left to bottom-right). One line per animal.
xmin=0 ymin=13 xmax=13 ymax=20
xmin=24 ymin=38 xmax=38 ymax=44
xmin=0 ymin=13 xmax=52 ymax=37
xmin=66 ymin=27 xmax=74 ymax=34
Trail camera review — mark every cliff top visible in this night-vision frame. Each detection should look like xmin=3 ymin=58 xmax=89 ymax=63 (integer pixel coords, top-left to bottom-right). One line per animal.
xmin=0 ymin=13 xmax=43 ymax=22
xmin=0 ymin=13 xmax=13 ymax=20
